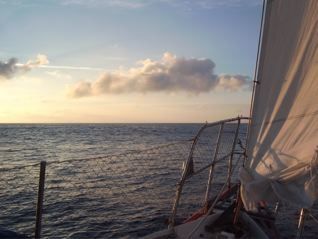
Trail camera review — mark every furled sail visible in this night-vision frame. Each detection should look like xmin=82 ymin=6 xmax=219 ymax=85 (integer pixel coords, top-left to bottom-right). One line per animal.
xmin=240 ymin=0 xmax=318 ymax=210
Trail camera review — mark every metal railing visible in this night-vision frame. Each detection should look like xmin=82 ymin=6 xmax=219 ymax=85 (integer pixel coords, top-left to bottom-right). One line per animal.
xmin=169 ymin=116 xmax=249 ymax=227
xmin=4 ymin=117 xmax=318 ymax=238
xmin=1 ymin=140 xmax=193 ymax=238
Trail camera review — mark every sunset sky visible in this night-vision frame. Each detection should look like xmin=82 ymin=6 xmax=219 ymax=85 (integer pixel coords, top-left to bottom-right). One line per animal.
xmin=0 ymin=0 xmax=262 ymax=123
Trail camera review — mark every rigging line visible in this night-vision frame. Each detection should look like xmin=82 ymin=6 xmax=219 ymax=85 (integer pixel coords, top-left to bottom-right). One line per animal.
xmin=184 ymin=153 xmax=232 ymax=180
xmin=245 ymin=0 xmax=268 ymax=159
xmin=0 ymin=162 xmax=40 ymax=171
xmin=47 ymin=140 xmax=192 ymax=165
xmin=308 ymin=212 xmax=318 ymax=225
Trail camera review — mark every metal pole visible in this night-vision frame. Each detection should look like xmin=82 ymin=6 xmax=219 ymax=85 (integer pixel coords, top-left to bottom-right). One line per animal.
xmin=204 ymin=123 xmax=224 ymax=208
xmin=295 ymin=149 xmax=318 ymax=238
xmin=187 ymin=180 xmax=229 ymax=239
xmin=35 ymin=161 xmax=46 ymax=239
xmin=169 ymin=123 xmax=208 ymax=228
xmin=169 ymin=117 xmax=248 ymax=228
xmin=227 ymin=118 xmax=241 ymax=188
xmin=274 ymin=201 xmax=280 ymax=216
xmin=245 ymin=0 xmax=267 ymax=160
xmin=296 ymin=208 xmax=307 ymax=239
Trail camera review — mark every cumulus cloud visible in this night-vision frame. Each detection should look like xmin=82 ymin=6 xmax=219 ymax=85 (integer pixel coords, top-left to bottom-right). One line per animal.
xmin=0 ymin=54 xmax=49 ymax=80
xmin=68 ymin=52 xmax=250 ymax=98
xmin=217 ymin=74 xmax=251 ymax=91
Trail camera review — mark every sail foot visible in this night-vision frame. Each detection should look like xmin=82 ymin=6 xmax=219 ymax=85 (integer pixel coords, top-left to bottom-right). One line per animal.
xmin=240 ymin=153 xmax=318 ymax=211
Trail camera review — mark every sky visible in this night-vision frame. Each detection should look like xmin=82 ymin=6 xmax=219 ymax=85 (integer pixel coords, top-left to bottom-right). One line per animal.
xmin=0 ymin=0 xmax=263 ymax=123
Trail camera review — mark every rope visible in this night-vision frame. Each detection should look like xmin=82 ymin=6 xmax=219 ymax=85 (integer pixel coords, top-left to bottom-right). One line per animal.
xmin=309 ymin=213 xmax=318 ymax=224
xmin=50 ymin=139 xmax=192 ymax=164
xmin=0 ymin=162 xmax=40 ymax=171
xmin=246 ymin=0 xmax=267 ymax=154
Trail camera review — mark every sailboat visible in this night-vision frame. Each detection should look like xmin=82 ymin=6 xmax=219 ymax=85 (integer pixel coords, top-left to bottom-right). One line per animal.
xmin=144 ymin=0 xmax=318 ymax=238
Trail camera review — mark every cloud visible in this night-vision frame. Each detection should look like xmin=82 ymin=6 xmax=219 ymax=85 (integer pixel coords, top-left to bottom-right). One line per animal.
xmin=38 ymin=65 xmax=105 ymax=71
xmin=1 ymin=54 xmax=111 ymax=77
xmin=217 ymin=74 xmax=251 ymax=91
xmin=0 ymin=54 xmax=49 ymax=81
xmin=0 ymin=58 xmax=19 ymax=80
xmin=24 ymin=54 xmax=49 ymax=70
xmin=68 ymin=52 xmax=250 ymax=98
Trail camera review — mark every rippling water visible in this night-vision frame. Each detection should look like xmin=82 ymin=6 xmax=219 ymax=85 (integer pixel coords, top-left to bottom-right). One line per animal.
xmin=0 ymin=124 xmax=202 ymax=238
xmin=0 ymin=124 xmax=200 ymax=164
xmin=0 ymin=124 xmax=317 ymax=238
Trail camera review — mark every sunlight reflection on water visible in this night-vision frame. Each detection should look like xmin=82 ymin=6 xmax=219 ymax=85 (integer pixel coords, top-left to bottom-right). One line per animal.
xmin=2 ymin=123 xmax=311 ymax=239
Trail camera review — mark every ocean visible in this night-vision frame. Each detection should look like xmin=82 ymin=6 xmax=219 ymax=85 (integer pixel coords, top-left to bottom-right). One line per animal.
xmin=0 ymin=124 xmax=317 ymax=238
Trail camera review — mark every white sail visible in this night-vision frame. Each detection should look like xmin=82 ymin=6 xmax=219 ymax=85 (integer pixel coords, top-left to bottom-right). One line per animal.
xmin=240 ymin=0 xmax=318 ymax=210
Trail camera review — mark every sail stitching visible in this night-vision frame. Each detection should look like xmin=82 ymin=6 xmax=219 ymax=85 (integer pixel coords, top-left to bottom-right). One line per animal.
xmin=253 ymin=109 xmax=318 ymax=126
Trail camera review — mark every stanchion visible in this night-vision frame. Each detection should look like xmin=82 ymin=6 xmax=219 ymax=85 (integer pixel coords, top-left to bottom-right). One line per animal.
xmin=35 ymin=161 xmax=46 ymax=239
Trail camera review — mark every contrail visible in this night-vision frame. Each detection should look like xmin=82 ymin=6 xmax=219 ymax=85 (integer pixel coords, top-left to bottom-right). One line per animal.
xmin=16 ymin=63 xmax=108 ymax=71
xmin=38 ymin=65 xmax=107 ymax=71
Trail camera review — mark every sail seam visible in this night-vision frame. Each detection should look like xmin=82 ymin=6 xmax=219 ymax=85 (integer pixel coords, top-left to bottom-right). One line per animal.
xmin=252 ymin=110 xmax=318 ymax=126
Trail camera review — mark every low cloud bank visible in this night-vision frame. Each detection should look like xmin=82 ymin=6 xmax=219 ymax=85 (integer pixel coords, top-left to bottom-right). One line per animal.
xmin=0 ymin=54 xmax=49 ymax=80
xmin=69 ymin=52 xmax=250 ymax=98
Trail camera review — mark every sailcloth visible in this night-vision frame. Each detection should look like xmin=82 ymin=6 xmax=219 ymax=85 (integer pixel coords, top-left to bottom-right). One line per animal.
xmin=240 ymin=0 xmax=318 ymax=210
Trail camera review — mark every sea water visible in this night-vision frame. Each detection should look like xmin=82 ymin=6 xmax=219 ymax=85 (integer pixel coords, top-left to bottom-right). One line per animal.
xmin=0 ymin=124 xmax=317 ymax=238
xmin=0 ymin=124 xmax=201 ymax=238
